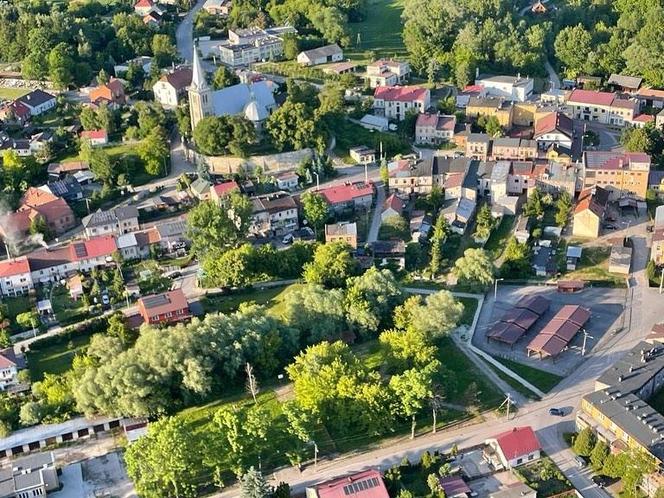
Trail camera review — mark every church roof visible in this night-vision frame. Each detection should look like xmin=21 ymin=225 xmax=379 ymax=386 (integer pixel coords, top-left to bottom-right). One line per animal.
xmin=212 ymin=81 xmax=275 ymax=120
xmin=190 ymin=45 xmax=209 ymax=92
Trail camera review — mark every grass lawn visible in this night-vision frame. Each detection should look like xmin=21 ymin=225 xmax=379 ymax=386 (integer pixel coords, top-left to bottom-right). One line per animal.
xmin=27 ymin=334 xmax=92 ymax=380
xmin=485 ymin=215 xmax=515 ymax=259
xmin=3 ymin=295 xmax=33 ymax=333
xmin=333 ymin=119 xmax=411 ymax=160
xmin=345 ymin=0 xmax=407 ymax=61
xmin=493 ymin=357 xmax=563 ymax=393
xmin=201 ymin=284 xmax=302 ymax=316
xmin=457 ymin=296 xmax=478 ymax=327
xmin=0 ymin=87 xmax=30 ymax=100
xmin=563 ymin=246 xmax=626 ymax=287
xmin=515 ymin=457 xmax=574 ymax=497
xmin=50 ymin=286 xmax=87 ymax=325
xmin=488 ymin=363 xmax=541 ymax=400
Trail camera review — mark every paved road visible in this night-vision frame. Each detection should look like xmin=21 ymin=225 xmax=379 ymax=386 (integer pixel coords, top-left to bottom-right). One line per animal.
xmin=544 ymin=60 xmax=561 ymax=91
xmin=367 ymin=183 xmax=385 ymax=242
xmin=175 ymin=0 xmax=206 ymax=62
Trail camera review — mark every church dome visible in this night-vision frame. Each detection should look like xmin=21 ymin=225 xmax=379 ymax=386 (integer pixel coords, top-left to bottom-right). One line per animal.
xmin=244 ymin=99 xmax=267 ymax=122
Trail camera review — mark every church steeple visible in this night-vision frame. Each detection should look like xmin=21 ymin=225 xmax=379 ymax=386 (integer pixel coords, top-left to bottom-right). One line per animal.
xmin=188 ymin=44 xmax=213 ymax=131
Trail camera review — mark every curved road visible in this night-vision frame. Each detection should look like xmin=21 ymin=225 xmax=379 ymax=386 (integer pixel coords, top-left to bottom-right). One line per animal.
xmin=175 ymin=0 xmax=207 ymax=62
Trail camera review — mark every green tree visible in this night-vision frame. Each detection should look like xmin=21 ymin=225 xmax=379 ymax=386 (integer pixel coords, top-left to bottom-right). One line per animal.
xmin=176 ymin=104 xmax=192 ymax=139
xmin=16 ymin=311 xmax=39 ymax=334
xmin=345 ymin=268 xmax=404 ymax=335
xmin=125 ymin=417 xmax=200 ymax=498
xmin=88 ymin=148 xmax=114 ymax=185
xmin=138 ymin=126 xmax=169 ymax=176
xmin=212 ymin=65 xmax=240 ymax=89
xmin=187 ymin=194 xmax=253 ymax=255
xmin=151 ymin=34 xmax=177 ymax=67
xmin=473 ymin=203 xmax=495 ymax=240
xmin=266 ymin=101 xmax=318 ymax=151
xmin=590 ymin=440 xmax=609 ymax=471
xmin=621 ymin=126 xmax=652 ymax=153
xmin=282 ymin=33 xmax=299 ymax=60
xmin=427 ymin=473 xmax=441 ymax=494
xmin=47 ymin=42 xmax=75 ymax=89
xmin=524 ymin=189 xmax=544 ymax=218
xmin=301 ymin=192 xmax=328 ymax=236
xmin=410 ymin=290 xmax=463 ymax=337
xmin=240 ymin=467 xmax=272 ymax=498
xmin=193 ymin=116 xmax=256 ymax=157
xmin=500 ymin=237 xmax=531 ymax=278
xmin=429 ymin=212 xmax=448 ymax=277
xmin=453 ymin=248 xmax=494 ymax=291
xmin=389 ymin=362 xmax=438 ymax=439
xmin=202 ymin=244 xmax=255 ymax=288
xmin=573 ymin=427 xmax=596 ymax=456
xmin=303 ymin=241 xmax=357 ymax=288
xmin=478 ymin=115 xmax=503 ymax=137
xmin=379 ymin=215 xmax=410 ymax=241
xmin=107 ymin=312 xmax=132 ymax=345
xmin=555 ymin=191 xmax=572 ymax=227
xmin=281 ymin=284 xmax=347 ymax=344
xmin=554 ymin=24 xmax=593 ymax=78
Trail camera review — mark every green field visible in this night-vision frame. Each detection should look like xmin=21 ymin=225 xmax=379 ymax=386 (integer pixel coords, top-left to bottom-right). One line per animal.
xmin=27 ymin=334 xmax=92 ymax=381
xmin=494 ymin=357 xmax=564 ymax=393
xmin=346 ymin=0 xmax=407 ymax=61
xmin=0 ymin=87 xmax=30 ymax=100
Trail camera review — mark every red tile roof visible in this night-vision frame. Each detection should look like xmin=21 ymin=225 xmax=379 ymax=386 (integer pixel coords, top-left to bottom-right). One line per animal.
xmin=494 ymin=426 xmax=541 ymax=459
xmin=212 ymin=181 xmax=239 ymax=197
xmin=633 ymin=114 xmax=655 ymax=123
xmin=319 ymin=182 xmax=374 ymax=205
xmin=21 ymin=187 xmax=59 ymax=207
xmin=313 ymin=469 xmax=389 ymax=498
xmin=374 ymin=85 xmax=428 ymax=102
xmin=637 ymin=87 xmax=664 ymax=99
xmin=383 ymin=193 xmax=403 ymax=214
xmin=138 ymin=289 xmax=190 ymax=320
xmin=0 ymin=256 xmax=30 ymax=278
xmin=74 ymin=236 xmax=117 ymax=260
xmin=80 ymin=129 xmax=107 ymax=140
xmin=534 ymin=111 xmax=573 ymax=138
xmin=574 ymin=187 xmax=606 ymax=217
xmin=134 ymin=0 xmax=153 ymax=7
xmin=568 ymin=89 xmax=615 ymax=107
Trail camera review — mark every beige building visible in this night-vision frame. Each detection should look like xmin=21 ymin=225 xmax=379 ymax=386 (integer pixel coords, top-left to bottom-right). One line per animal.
xmin=465 ymin=133 xmax=491 ymax=161
xmin=415 ymin=113 xmax=456 ymax=145
xmin=491 ymin=138 xmax=537 ymax=161
xmin=388 ymin=157 xmax=438 ymax=194
xmin=583 ymin=151 xmax=651 ymax=200
xmin=652 ymin=229 xmax=664 ymax=265
xmin=466 ymin=96 xmax=513 ymax=129
xmin=324 ymin=222 xmax=358 ymax=249
xmin=365 ymin=59 xmax=410 ymax=88
xmin=572 ymin=187 xmax=608 ymax=238
xmin=566 ymin=89 xmax=638 ymax=127
xmin=153 ymin=67 xmax=192 ymax=108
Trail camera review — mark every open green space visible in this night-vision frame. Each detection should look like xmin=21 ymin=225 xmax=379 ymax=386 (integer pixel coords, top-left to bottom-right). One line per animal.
xmin=485 ymin=215 xmax=515 ymax=259
xmin=563 ymin=246 xmax=626 ymax=287
xmin=488 ymin=363 xmax=541 ymax=400
xmin=3 ymin=295 xmax=33 ymax=333
xmin=27 ymin=334 xmax=92 ymax=381
xmin=345 ymin=0 xmax=407 ymax=61
xmin=334 ymin=119 xmax=411 ymax=160
xmin=0 ymin=87 xmax=30 ymax=100
xmin=493 ymin=356 xmax=563 ymax=393
xmin=50 ymin=285 xmax=88 ymax=325
xmin=201 ymin=284 xmax=303 ymax=316
xmin=457 ymin=296 xmax=478 ymax=326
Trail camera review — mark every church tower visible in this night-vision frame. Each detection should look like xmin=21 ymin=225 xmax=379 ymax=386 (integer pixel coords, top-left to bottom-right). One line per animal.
xmin=188 ymin=45 xmax=213 ymax=132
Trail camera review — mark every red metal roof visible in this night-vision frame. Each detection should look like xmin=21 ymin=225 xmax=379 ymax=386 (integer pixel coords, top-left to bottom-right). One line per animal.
xmin=494 ymin=426 xmax=541 ymax=459
xmin=526 ymin=305 xmax=591 ymax=357
xmin=81 ymin=129 xmax=107 ymax=140
xmin=0 ymin=256 xmax=30 ymax=278
xmin=373 ymin=85 xmax=428 ymax=102
xmin=534 ymin=111 xmax=573 ymax=138
xmin=319 ymin=182 xmax=374 ymax=205
xmin=568 ymin=89 xmax=615 ymax=107
xmin=313 ymin=469 xmax=389 ymax=498
xmin=72 ymin=236 xmax=117 ymax=260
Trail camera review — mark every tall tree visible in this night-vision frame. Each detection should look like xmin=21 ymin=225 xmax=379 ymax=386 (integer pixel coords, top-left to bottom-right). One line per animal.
xmin=303 ymin=241 xmax=357 ymax=288
xmin=138 ymin=126 xmax=169 ymax=176
xmin=389 ymin=362 xmax=438 ymax=439
xmin=300 ymin=192 xmax=328 ymax=236
xmin=240 ymin=467 xmax=272 ymax=498
xmin=453 ymin=248 xmax=494 ymax=291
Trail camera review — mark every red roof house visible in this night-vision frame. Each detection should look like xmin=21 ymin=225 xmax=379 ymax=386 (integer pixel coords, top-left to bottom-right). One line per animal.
xmin=318 ymin=182 xmax=375 ymax=212
xmin=307 ymin=469 xmax=389 ymax=498
xmin=374 ymin=85 xmax=429 ymax=102
xmin=17 ymin=187 xmax=76 ymax=235
xmin=381 ymin=193 xmax=404 ymax=221
xmin=90 ymin=79 xmax=126 ymax=107
xmin=80 ymin=129 xmax=108 ymax=146
xmin=485 ymin=426 xmax=541 ymax=469
xmin=137 ymin=289 xmax=191 ymax=325
xmin=210 ymin=181 xmax=240 ymax=204
xmin=0 ymin=256 xmax=30 ymax=279
xmin=568 ymin=89 xmax=616 ymax=107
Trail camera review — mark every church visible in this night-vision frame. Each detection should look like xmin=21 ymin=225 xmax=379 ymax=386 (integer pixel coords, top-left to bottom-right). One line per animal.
xmin=188 ymin=46 xmax=278 ymax=132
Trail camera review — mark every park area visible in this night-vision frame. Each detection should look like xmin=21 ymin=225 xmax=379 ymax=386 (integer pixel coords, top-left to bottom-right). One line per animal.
xmin=345 ymin=0 xmax=407 ymax=61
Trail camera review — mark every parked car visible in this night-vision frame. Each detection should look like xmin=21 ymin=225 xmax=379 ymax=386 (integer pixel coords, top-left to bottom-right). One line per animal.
xmin=548 ymin=407 xmax=564 ymax=417
xmin=647 ymin=225 xmax=654 ymax=233
xmin=101 ymin=293 xmax=110 ymax=306
xmin=602 ymin=223 xmax=618 ymax=230
xmin=167 ymin=271 xmax=182 ymax=279
xmin=574 ymin=456 xmax=587 ymax=468
xmin=282 ymin=233 xmax=294 ymax=245
xmin=592 ymin=475 xmax=611 ymax=488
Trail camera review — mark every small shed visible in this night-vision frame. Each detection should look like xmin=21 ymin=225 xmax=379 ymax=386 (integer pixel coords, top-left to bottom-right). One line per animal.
xmin=566 ymin=246 xmax=582 ymax=271
xmin=608 ymin=245 xmax=632 ymax=275
xmin=37 ymin=299 xmax=53 ymax=316
xmin=515 ymin=216 xmax=531 ymax=244
xmin=557 ymin=280 xmax=585 ymax=293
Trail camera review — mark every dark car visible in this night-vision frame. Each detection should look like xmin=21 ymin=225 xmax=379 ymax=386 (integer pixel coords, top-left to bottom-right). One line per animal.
xmin=167 ymin=271 xmax=182 ymax=279
xmin=592 ymin=475 xmax=612 ymax=488
xmin=602 ymin=223 xmax=618 ymax=230
xmin=575 ymin=456 xmax=588 ymax=468
xmin=548 ymin=407 xmax=564 ymax=417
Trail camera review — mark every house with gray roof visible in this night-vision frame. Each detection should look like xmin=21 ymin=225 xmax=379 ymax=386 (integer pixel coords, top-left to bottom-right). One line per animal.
xmin=0 ymin=451 xmax=59 ymax=497
xmin=82 ymin=206 xmax=139 ymax=238
xmin=297 ymin=44 xmax=343 ymax=66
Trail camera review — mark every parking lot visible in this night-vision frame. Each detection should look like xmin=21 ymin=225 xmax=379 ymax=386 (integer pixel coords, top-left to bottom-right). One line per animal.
xmin=474 ymin=285 xmax=625 ymax=376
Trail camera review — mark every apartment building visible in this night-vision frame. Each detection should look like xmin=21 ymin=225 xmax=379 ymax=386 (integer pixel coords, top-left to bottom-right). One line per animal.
xmin=582 ymin=151 xmax=651 ymax=199
xmin=0 ymin=257 xmax=34 ymax=297
xmin=475 ymin=74 xmax=534 ymax=102
xmin=566 ymin=89 xmax=638 ymax=127
xmin=249 ymin=192 xmax=298 ymax=236
xmin=217 ymin=26 xmax=296 ymax=67
xmin=491 ymin=138 xmax=537 ymax=161
xmin=373 ymin=85 xmax=430 ymax=121
xmin=415 ymin=113 xmax=456 ymax=145
xmin=365 ymin=59 xmax=411 ymax=88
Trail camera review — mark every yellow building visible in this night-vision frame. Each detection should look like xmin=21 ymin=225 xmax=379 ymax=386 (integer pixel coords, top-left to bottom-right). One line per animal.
xmin=583 ymin=151 xmax=651 ymax=200
xmin=572 ymin=187 xmax=608 ymax=238
xmin=324 ymin=222 xmax=358 ymax=249
xmin=466 ymin=96 xmax=513 ymax=129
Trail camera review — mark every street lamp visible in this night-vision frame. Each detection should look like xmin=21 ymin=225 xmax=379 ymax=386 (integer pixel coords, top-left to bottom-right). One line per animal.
xmin=312 ymin=171 xmax=320 ymax=191
xmin=494 ymin=278 xmax=504 ymax=300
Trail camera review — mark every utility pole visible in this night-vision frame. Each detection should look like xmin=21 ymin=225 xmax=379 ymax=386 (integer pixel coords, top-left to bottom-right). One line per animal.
xmin=313 ymin=171 xmax=320 ymax=192
xmin=581 ymin=328 xmax=594 ymax=356
xmin=494 ymin=278 xmax=504 ymax=300
xmin=499 ymin=392 xmax=513 ymax=421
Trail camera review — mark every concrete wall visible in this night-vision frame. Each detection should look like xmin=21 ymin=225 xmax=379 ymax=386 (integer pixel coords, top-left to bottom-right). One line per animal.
xmin=192 ymin=148 xmax=314 ymax=175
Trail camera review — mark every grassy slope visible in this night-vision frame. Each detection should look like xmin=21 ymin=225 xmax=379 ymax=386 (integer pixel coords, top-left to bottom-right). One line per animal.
xmin=345 ymin=0 xmax=407 ymax=61
xmin=493 ymin=356 xmax=564 ymax=393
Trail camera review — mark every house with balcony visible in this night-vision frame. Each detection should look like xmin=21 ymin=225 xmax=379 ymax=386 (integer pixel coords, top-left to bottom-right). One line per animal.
xmin=249 ymin=192 xmax=298 ymax=236
xmin=373 ymin=85 xmax=430 ymax=121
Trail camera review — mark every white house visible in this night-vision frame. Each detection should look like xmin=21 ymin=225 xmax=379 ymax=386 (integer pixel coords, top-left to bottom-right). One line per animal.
xmin=365 ymin=59 xmax=411 ymax=88
xmin=297 ymin=44 xmax=343 ymax=66
xmin=153 ymin=67 xmax=193 ymax=108
xmin=0 ymin=256 xmax=34 ymax=297
xmin=273 ymin=171 xmax=299 ymax=191
xmin=80 ymin=129 xmax=108 ymax=146
xmin=373 ymin=85 xmax=430 ymax=121
xmin=250 ymin=192 xmax=299 ymax=236
xmin=475 ymin=74 xmax=534 ymax=102
xmin=17 ymin=90 xmax=56 ymax=116
xmin=484 ymin=426 xmax=541 ymax=470
xmin=0 ymin=348 xmax=22 ymax=390
xmin=533 ymin=112 xmax=574 ymax=151
xmin=82 ymin=206 xmax=140 ymax=238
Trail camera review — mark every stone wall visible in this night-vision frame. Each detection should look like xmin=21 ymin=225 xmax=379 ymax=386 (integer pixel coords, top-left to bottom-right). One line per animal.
xmin=190 ymin=147 xmax=313 ymax=175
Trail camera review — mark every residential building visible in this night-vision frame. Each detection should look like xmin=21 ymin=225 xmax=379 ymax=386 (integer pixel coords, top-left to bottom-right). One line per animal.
xmin=566 ymin=246 xmax=582 ymax=271
xmin=438 ymin=476 xmax=471 ymax=498
xmin=153 ymin=67 xmax=193 ymax=107
xmin=0 ymin=101 xmax=31 ymax=125
xmin=466 ymin=96 xmax=513 ymax=129
xmin=47 ymin=161 xmax=90 ymax=180
xmin=16 ymin=90 xmax=56 ymax=116
xmin=348 ymin=146 xmax=376 ymax=165
xmin=0 ymin=347 xmax=23 ymax=390
xmin=67 ymin=274 xmax=84 ymax=300
xmin=607 ymin=74 xmax=642 ymax=93
xmin=609 ymin=244 xmax=632 ymax=274
xmin=318 ymin=182 xmax=374 ymax=213
xmin=381 ymin=193 xmax=404 ymax=221
xmin=324 ymin=222 xmax=358 ymax=249
xmin=566 ymin=89 xmax=638 ymax=127
xmin=415 ymin=113 xmax=456 ymax=145
xmin=0 ymin=257 xmax=34 ymax=297
xmin=658 ymin=109 xmax=664 ymax=130
xmin=636 ymin=87 xmax=664 ymax=110
xmin=490 ymin=483 xmax=536 ymax=498
xmin=217 ymin=27 xmax=296 ymax=68
xmin=82 ymin=206 xmax=140 ymax=238
xmin=533 ymin=112 xmax=574 ymax=152
xmin=514 ymin=216 xmax=531 ymax=244
xmin=373 ymin=85 xmax=430 ymax=121
xmin=250 ymin=192 xmax=298 ymax=236
xmin=456 ymin=84 xmax=486 ymax=109
xmin=491 ymin=138 xmax=537 ymax=161
xmin=305 ymin=469 xmax=389 ymax=498
xmin=488 ymin=161 xmax=510 ymax=200
xmin=507 ymin=161 xmax=542 ymax=195
xmin=202 ymin=0 xmax=231 ymax=15
xmin=365 ymin=59 xmax=411 ymax=88
xmin=154 ymin=218 xmax=188 ymax=251
xmin=532 ymin=245 xmax=555 ymax=276
xmin=582 ymin=151 xmax=651 ymax=200
xmin=465 ymin=133 xmax=491 ymax=161
xmin=321 ymin=62 xmax=357 ymax=76
xmin=189 ymin=178 xmax=212 ymax=200
xmin=43 ymin=175 xmax=84 ymax=203
xmin=629 ymin=114 xmax=655 ymax=128
xmin=653 ymin=229 xmax=664 ymax=265
xmin=441 ymin=197 xmax=476 ymax=234
xmin=116 ymin=232 xmax=150 ymax=260
xmin=475 ymin=74 xmax=534 ymax=102
xmin=388 ymin=157 xmax=438 ymax=195
xmin=210 ymin=180 xmax=240 ymax=203
xmin=18 ymin=187 xmax=76 ymax=235
xmin=89 ymin=78 xmax=126 ymax=108
xmin=143 ymin=12 xmax=164 ymax=28
xmin=370 ymin=240 xmax=406 ymax=268
xmin=297 ymin=44 xmax=343 ymax=66
xmin=133 ymin=0 xmax=160 ymax=15
xmin=80 ymin=129 xmax=108 ymax=146
xmin=0 ymin=452 xmax=59 ymax=497
xmin=572 ymin=186 xmax=609 ymax=238
xmin=137 ymin=289 xmax=191 ymax=325
xmin=114 ymin=56 xmax=152 ymax=76
xmin=483 ymin=426 xmax=541 ymax=470
xmin=534 ymin=161 xmax=580 ymax=197
xmin=359 ymin=114 xmax=389 ymax=132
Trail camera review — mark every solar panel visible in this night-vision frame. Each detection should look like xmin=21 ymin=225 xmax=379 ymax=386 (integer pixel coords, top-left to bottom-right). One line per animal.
xmin=142 ymin=295 xmax=170 ymax=308
xmin=74 ymin=243 xmax=87 ymax=258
